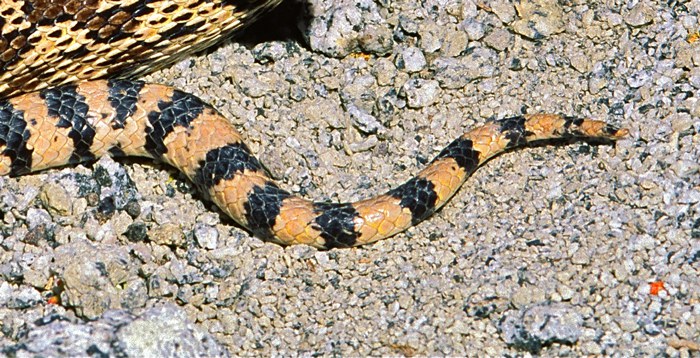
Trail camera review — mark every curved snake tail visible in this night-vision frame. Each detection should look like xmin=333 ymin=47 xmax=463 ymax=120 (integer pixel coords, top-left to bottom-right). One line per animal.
xmin=0 ymin=80 xmax=627 ymax=249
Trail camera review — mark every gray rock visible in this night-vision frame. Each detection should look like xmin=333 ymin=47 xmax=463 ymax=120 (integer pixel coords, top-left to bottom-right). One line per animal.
xmin=289 ymin=84 xmax=307 ymax=101
xmin=194 ymin=222 xmax=219 ymax=250
xmin=116 ymin=305 xmax=229 ymax=357
xmin=588 ymin=61 xmax=611 ymax=94
xmin=371 ymin=57 xmax=398 ymax=86
xmin=150 ymin=223 xmax=187 ymax=247
xmin=6 ymin=287 xmax=42 ymax=309
xmin=26 ymin=207 xmax=52 ymax=231
xmin=54 ymin=240 xmax=139 ymax=319
xmin=402 ymin=79 xmax=441 ymax=108
xmin=121 ymin=279 xmax=149 ymax=310
xmin=625 ymin=4 xmax=653 ymax=27
xmin=4 ymin=315 xmax=114 ymax=357
xmin=431 ymin=48 xmax=498 ymax=89
xmin=441 ymin=29 xmax=469 ymax=57
xmin=124 ymin=221 xmax=148 ymax=242
xmin=375 ymin=88 xmax=404 ymax=119
xmin=617 ymin=315 xmax=640 ymax=332
xmin=0 ymin=281 xmax=12 ymax=305
xmin=581 ymin=341 xmax=603 ymax=355
xmin=460 ymin=0 xmax=478 ymax=19
xmin=568 ymin=51 xmax=590 ymax=73
xmin=231 ymin=65 xmax=270 ymax=98
xmin=147 ymin=273 xmax=178 ymax=298
xmin=12 ymin=184 xmax=40 ymax=212
xmin=396 ymin=46 xmax=427 ymax=73
xmin=5 ymin=306 xmax=228 ymax=357
xmin=418 ymin=21 xmax=443 ymax=53
xmin=511 ymin=0 xmax=564 ymax=39
xmin=571 ymin=248 xmax=591 ymax=265
xmin=490 ymin=0 xmax=516 ymax=23
xmin=398 ymin=15 xmax=419 ymax=34
xmin=306 ymin=0 xmax=393 ymax=57
xmin=340 ymin=73 xmax=377 ymax=114
xmin=94 ymin=156 xmax=140 ymax=211
xmin=39 ymin=182 xmax=72 ymax=216
xmin=252 ymin=41 xmax=293 ymax=64
xmin=484 ymin=28 xmax=513 ymax=51
xmin=511 ymin=286 xmax=547 ymax=308
xmin=627 ymin=69 xmax=652 ymax=88
xmin=500 ymin=304 xmax=584 ymax=353
xmin=460 ymin=18 xmax=485 ymax=40
xmin=347 ymin=102 xmax=383 ymax=134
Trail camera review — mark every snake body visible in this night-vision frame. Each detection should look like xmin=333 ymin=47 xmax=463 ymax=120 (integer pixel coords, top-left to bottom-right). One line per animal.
xmin=0 ymin=1 xmax=628 ymax=249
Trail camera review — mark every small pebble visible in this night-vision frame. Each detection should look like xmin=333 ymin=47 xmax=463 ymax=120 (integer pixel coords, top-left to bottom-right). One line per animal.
xmin=402 ymin=78 xmax=441 ymax=108
xmin=396 ymin=47 xmax=427 ymax=73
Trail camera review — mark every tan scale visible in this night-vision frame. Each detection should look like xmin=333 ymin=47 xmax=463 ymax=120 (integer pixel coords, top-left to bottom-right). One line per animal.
xmin=160 ymin=107 xmax=245 ymax=178
xmin=0 ymin=155 xmax=8 ymax=175
xmin=417 ymin=159 xmax=469 ymax=206
xmin=75 ymin=81 xmax=120 ymax=157
xmin=464 ymin=124 xmax=510 ymax=162
xmin=353 ymin=195 xmax=414 ymax=243
xmin=114 ymin=83 xmax=175 ymax=157
xmin=210 ymin=169 xmax=270 ymax=227
xmin=271 ymin=197 xmax=325 ymax=246
xmin=8 ymin=93 xmax=72 ymax=172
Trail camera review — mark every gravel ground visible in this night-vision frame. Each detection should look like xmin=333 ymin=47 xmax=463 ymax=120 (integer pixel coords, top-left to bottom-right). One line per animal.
xmin=1 ymin=0 xmax=699 ymax=356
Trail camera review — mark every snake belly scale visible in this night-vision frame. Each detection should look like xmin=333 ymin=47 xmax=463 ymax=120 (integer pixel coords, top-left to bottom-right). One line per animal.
xmin=0 ymin=0 xmax=628 ymax=249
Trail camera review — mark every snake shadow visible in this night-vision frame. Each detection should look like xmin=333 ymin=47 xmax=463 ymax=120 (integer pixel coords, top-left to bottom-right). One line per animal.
xmin=228 ymin=0 xmax=309 ymax=48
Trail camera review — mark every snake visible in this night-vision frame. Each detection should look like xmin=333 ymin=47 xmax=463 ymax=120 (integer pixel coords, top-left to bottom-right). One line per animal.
xmin=0 ymin=0 xmax=628 ymax=249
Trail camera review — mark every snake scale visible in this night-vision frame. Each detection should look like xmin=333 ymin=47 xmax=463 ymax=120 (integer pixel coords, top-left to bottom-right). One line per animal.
xmin=0 ymin=0 xmax=628 ymax=249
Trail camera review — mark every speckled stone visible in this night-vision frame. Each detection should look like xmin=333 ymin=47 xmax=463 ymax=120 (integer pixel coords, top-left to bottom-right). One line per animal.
xmin=396 ymin=46 xmax=427 ymax=73
xmin=511 ymin=0 xmax=564 ymax=39
xmin=306 ymin=0 xmax=393 ymax=57
xmin=500 ymin=304 xmax=584 ymax=353
xmin=39 ymin=183 xmax=73 ymax=217
xmin=402 ymin=78 xmax=441 ymax=108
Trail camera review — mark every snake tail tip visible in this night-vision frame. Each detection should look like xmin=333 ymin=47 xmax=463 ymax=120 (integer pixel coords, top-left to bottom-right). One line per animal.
xmin=615 ymin=127 xmax=630 ymax=138
xmin=579 ymin=118 xmax=629 ymax=140
xmin=605 ymin=124 xmax=630 ymax=139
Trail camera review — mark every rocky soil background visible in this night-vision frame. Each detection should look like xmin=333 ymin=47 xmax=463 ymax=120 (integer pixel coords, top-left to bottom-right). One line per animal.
xmin=1 ymin=0 xmax=698 ymax=356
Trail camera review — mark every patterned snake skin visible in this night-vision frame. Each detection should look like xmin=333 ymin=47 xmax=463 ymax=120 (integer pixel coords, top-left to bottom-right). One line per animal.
xmin=0 ymin=1 xmax=628 ymax=249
